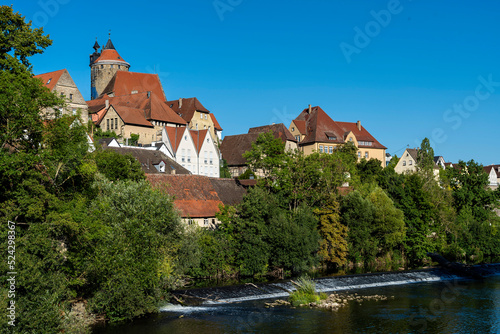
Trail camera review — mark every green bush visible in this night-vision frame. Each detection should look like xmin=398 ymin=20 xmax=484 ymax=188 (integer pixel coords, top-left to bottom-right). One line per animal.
xmin=288 ymin=276 xmax=321 ymax=307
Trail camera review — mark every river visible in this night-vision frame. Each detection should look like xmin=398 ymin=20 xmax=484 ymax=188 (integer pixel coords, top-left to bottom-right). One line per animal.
xmin=93 ymin=270 xmax=500 ymax=333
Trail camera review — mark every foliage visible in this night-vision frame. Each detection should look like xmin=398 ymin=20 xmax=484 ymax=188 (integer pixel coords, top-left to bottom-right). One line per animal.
xmin=219 ymin=158 xmax=232 ymax=178
xmin=416 ymin=138 xmax=435 ymax=175
xmin=288 ymin=276 xmax=321 ymax=307
xmin=220 ymin=187 xmax=319 ymax=276
xmin=83 ymin=177 xmax=184 ymax=321
xmin=92 ymin=148 xmax=145 ymax=182
xmin=314 ymin=199 xmax=348 ymax=268
xmin=243 ymin=131 xmax=286 ymax=179
xmin=238 ymin=168 xmax=256 ymax=180
xmin=92 ymin=127 xmax=120 ymax=143
xmin=357 ymin=158 xmax=383 ymax=184
xmin=128 ymin=133 xmax=140 ymax=146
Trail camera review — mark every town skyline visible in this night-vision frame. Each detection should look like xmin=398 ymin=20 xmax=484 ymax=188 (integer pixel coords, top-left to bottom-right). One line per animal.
xmin=10 ymin=0 xmax=500 ymax=165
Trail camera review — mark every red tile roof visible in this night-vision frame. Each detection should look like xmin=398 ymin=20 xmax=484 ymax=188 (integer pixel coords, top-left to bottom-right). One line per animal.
xmin=248 ymin=123 xmax=297 ymax=142
xmin=166 ymin=97 xmax=210 ymax=123
xmin=87 ymin=92 xmax=186 ymax=125
xmin=210 ymin=113 xmax=223 ymax=131
xmin=146 ymin=175 xmax=246 ymax=218
xmin=292 ymin=119 xmax=306 ymax=134
xmin=95 ymin=49 xmax=129 ymax=65
xmin=34 ymin=69 xmax=66 ymax=91
xmin=164 ymin=126 xmax=186 ymax=153
xmin=100 ymin=71 xmax=166 ymax=101
xmin=112 ymin=105 xmax=154 ymax=127
xmin=190 ymin=129 xmax=209 ymax=154
xmin=293 ymin=106 xmax=386 ymax=149
xmin=220 ymin=133 xmax=260 ymax=166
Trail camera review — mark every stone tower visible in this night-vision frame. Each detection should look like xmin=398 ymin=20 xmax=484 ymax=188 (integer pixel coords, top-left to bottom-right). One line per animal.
xmin=89 ymin=36 xmax=130 ymax=100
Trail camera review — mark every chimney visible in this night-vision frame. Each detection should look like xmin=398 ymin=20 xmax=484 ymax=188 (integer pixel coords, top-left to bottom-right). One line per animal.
xmin=356 ymin=120 xmax=361 ymax=131
xmin=308 ymin=104 xmax=312 ymax=114
xmin=105 ymin=99 xmax=109 ymax=109
xmin=179 ymin=98 xmax=183 ymax=109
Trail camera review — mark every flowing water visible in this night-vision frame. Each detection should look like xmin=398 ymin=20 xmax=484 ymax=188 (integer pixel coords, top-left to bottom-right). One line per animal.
xmin=93 ymin=268 xmax=500 ymax=333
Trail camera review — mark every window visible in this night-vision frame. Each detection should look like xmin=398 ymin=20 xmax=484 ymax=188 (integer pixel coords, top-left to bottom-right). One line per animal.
xmin=200 ymin=113 xmax=203 ymax=119
xmin=349 ymin=137 xmax=353 ymax=142
xmin=295 ymin=135 xmax=300 ymax=142
xmin=365 ymin=152 xmax=369 ymax=159
xmin=110 ymin=118 xmax=113 ymax=130
xmin=181 ymin=148 xmax=185 ymax=162
xmin=204 ymin=114 xmax=207 ymax=119
xmin=101 ymin=65 xmax=103 ymax=69
xmin=107 ymin=119 xmax=110 ymax=131
xmin=110 ymin=64 xmax=113 ymax=68
xmin=184 ymin=135 xmax=187 ymax=140
xmin=187 ymin=149 xmax=191 ymax=163
xmin=357 ymin=151 xmax=361 ymax=158
xmin=209 ymin=151 xmax=213 ymax=164
xmin=409 ymin=160 xmax=413 ymax=166
xmin=329 ymin=146 xmax=333 ymax=154
xmin=115 ymin=118 xmax=118 ymax=129
xmin=72 ymin=108 xmax=76 ymax=115
xmin=204 ymin=219 xmax=209 ymax=226
xmin=118 ymin=65 xmax=121 ymax=69
xmin=319 ymin=145 xmax=323 ymax=153
xmin=204 ymin=151 xmax=208 ymax=164
xmin=69 ymin=94 xmax=73 ymax=100
xmin=47 ymin=78 xmax=51 ymax=84
xmin=403 ymin=161 xmax=407 ymax=166
xmin=205 ymin=166 xmax=208 ymax=175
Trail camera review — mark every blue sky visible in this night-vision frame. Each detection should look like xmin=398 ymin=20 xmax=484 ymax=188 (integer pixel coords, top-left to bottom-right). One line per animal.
xmin=10 ymin=0 xmax=500 ymax=165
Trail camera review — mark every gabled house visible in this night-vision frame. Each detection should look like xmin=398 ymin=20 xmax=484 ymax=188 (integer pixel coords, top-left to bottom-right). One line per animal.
xmin=289 ymin=105 xmax=386 ymax=165
xmin=484 ymin=164 xmax=500 ymax=189
xmin=98 ymin=137 xmax=120 ymax=148
xmin=105 ymin=147 xmax=190 ymax=175
xmin=147 ymin=174 xmax=247 ymax=228
xmin=161 ymin=127 xmax=220 ymax=177
xmin=395 ymin=149 xmax=447 ymax=175
xmin=394 ymin=148 xmax=418 ymax=174
xmin=87 ymin=91 xmax=186 ymax=145
xmin=35 ymin=69 xmax=89 ymax=123
xmin=166 ymin=97 xmax=223 ymax=142
xmin=220 ymin=123 xmax=297 ymax=178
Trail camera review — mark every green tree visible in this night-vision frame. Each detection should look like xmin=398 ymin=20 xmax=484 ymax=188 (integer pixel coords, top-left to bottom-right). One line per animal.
xmin=243 ymin=131 xmax=286 ymax=179
xmin=314 ymin=199 xmax=348 ymax=268
xmin=83 ymin=177 xmax=183 ymax=321
xmin=416 ymin=137 xmax=435 ymax=175
xmin=92 ymin=148 xmax=145 ymax=182
xmin=219 ymin=158 xmax=232 ymax=178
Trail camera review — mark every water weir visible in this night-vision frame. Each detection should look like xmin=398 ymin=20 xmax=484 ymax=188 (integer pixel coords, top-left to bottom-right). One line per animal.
xmin=169 ymin=265 xmax=500 ymax=306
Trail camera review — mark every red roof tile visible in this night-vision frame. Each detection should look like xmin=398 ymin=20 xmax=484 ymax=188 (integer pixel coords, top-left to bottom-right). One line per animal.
xmin=166 ymin=97 xmax=210 ymax=123
xmin=95 ymin=49 xmax=129 ymax=65
xmin=147 ymin=174 xmax=246 ymax=218
xmin=293 ymin=106 xmax=386 ymax=149
xmin=210 ymin=113 xmax=223 ymax=131
xmin=100 ymin=71 xmax=166 ymax=101
xmin=112 ymin=105 xmax=154 ymax=127
xmin=190 ymin=129 xmax=209 ymax=154
xmin=220 ymin=133 xmax=260 ymax=166
xmin=248 ymin=123 xmax=296 ymax=142
xmin=292 ymin=120 xmax=306 ymax=134
xmin=164 ymin=127 xmax=186 ymax=153
xmin=87 ymin=92 xmax=186 ymax=125
xmin=34 ymin=69 xmax=66 ymax=91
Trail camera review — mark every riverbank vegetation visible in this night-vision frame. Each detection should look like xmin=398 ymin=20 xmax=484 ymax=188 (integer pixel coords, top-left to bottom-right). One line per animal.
xmin=1 ymin=5 xmax=500 ymax=333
